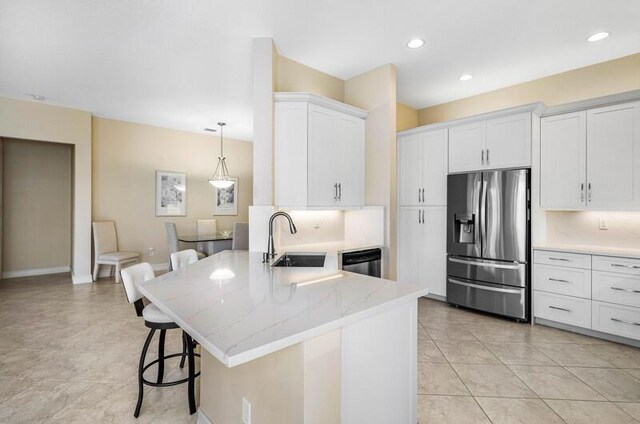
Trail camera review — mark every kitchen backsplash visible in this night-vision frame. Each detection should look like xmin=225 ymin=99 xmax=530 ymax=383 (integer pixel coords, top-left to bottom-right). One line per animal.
xmin=277 ymin=210 xmax=345 ymax=246
xmin=547 ymin=211 xmax=640 ymax=248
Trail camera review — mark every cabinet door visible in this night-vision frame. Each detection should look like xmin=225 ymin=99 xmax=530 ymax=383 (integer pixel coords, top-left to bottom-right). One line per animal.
xmin=485 ymin=113 xmax=531 ymax=169
xmin=422 ymin=207 xmax=447 ymax=297
xmin=398 ymin=134 xmax=423 ymax=206
xmin=448 ymin=122 xmax=485 ymax=173
xmin=397 ymin=207 xmax=423 ymax=287
xmin=423 ymin=130 xmax=448 ymax=205
xmin=587 ymin=102 xmax=640 ymax=210
xmin=339 ymin=114 xmax=365 ymax=207
xmin=540 ymin=111 xmax=587 ymax=210
xmin=308 ymin=104 xmax=340 ymax=207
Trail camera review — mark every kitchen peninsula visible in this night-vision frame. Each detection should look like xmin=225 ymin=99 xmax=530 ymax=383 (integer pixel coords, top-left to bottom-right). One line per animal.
xmin=139 ymin=250 xmax=427 ymax=424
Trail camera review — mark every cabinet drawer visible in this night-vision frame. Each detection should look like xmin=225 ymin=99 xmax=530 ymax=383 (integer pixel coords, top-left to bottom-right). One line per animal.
xmin=534 ymin=264 xmax=591 ymax=299
xmin=592 ymin=256 xmax=640 ymax=276
xmin=534 ymin=291 xmax=591 ymax=329
xmin=592 ymin=301 xmax=640 ymax=341
xmin=534 ymin=250 xmax=591 ymax=270
xmin=592 ymin=271 xmax=640 ymax=308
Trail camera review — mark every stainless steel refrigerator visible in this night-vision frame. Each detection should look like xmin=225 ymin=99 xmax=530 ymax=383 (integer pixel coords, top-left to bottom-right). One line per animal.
xmin=446 ymin=169 xmax=530 ymax=321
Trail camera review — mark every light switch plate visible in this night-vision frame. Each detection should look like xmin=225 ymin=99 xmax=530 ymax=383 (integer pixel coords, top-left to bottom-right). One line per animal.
xmin=242 ymin=397 xmax=251 ymax=424
xmin=599 ymin=218 xmax=608 ymax=230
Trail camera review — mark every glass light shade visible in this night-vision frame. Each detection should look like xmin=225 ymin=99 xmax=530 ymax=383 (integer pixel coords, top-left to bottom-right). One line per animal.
xmin=208 ymin=156 xmax=234 ymax=188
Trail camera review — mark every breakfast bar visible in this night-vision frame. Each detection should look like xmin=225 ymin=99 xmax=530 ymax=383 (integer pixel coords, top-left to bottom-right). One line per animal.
xmin=139 ymin=250 xmax=427 ymax=424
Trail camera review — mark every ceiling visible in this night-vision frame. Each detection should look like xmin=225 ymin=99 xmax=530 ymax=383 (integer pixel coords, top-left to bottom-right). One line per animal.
xmin=1 ymin=1 xmax=639 ymax=141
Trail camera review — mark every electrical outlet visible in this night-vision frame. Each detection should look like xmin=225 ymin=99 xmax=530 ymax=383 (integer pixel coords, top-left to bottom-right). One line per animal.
xmin=148 ymin=247 xmax=155 ymax=256
xmin=599 ymin=218 xmax=608 ymax=230
xmin=314 ymin=222 xmax=320 ymax=230
xmin=242 ymin=397 xmax=251 ymax=424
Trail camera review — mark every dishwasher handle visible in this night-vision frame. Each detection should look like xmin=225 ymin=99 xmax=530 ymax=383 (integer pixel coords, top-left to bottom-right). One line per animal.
xmin=342 ymin=249 xmax=382 ymax=266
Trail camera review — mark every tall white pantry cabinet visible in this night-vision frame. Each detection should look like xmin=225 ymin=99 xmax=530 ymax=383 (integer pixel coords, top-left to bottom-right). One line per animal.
xmin=397 ymin=129 xmax=448 ymax=297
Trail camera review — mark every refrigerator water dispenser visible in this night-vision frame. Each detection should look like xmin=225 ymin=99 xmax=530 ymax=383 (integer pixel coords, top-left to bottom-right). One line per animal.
xmin=454 ymin=213 xmax=475 ymax=244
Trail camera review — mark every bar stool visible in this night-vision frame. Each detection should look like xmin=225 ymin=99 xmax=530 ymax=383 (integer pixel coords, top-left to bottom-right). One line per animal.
xmin=120 ymin=262 xmax=199 ymax=417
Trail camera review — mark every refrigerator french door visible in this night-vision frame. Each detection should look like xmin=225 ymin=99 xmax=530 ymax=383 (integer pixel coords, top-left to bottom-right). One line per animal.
xmin=446 ymin=169 xmax=530 ymax=321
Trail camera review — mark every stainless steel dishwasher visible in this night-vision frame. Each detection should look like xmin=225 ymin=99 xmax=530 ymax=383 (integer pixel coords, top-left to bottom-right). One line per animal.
xmin=340 ymin=248 xmax=382 ymax=278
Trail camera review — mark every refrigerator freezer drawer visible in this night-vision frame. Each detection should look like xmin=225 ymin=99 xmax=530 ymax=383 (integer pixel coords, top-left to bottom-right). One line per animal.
xmin=448 ymin=255 xmax=527 ymax=287
xmin=447 ymin=277 xmax=527 ymax=320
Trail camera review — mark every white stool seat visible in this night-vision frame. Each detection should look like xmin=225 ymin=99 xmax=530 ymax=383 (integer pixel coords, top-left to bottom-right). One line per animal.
xmin=99 ymin=251 xmax=140 ymax=262
xmin=142 ymin=304 xmax=174 ymax=324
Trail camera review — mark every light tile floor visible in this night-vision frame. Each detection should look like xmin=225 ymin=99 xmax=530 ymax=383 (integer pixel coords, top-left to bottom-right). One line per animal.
xmin=1 ymin=274 xmax=640 ymax=423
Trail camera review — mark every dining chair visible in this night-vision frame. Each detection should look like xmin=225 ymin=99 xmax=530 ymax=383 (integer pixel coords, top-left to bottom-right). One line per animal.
xmin=92 ymin=221 xmax=140 ymax=283
xmin=232 ymin=222 xmax=249 ymax=250
xmin=170 ymin=249 xmax=199 ymax=271
xmin=121 ymin=262 xmax=199 ymax=417
xmin=165 ymin=222 xmax=205 ymax=270
xmin=196 ymin=219 xmax=217 ymax=255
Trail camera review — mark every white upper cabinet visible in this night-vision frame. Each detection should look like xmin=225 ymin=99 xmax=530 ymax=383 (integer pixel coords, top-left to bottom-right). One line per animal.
xmin=587 ymin=102 xmax=640 ymax=210
xmin=485 ymin=113 xmax=532 ymax=169
xmin=448 ymin=122 xmax=485 ymax=173
xmin=540 ymin=101 xmax=640 ymax=211
xmin=398 ymin=129 xmax=447 ymax=206
xmin=448 ymin=113 xmax=532 ymax=173
xmin=274 ymin=93 xmax=367 ymax=209
xmin=541 ymin=111 xmax=587 ymax=210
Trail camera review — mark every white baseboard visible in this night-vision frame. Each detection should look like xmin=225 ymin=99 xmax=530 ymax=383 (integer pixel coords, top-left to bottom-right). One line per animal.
xmin=2 ymin=266 xmax=70 ymax=279
xmin=72 ymin=273 xmax=94 ymax=284
xmin=197 ymin=410 xmax=213 ymax=424
xmin=96 ymin=263 xmax=169 ymax=278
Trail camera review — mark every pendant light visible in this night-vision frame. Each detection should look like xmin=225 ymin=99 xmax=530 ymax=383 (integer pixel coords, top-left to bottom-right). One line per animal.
xmin=208 ymin=122 xmax=234 ymax=188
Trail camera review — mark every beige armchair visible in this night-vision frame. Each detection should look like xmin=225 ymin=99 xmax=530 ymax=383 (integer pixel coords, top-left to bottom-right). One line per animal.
xmin=92 ymin=221 xmax=140 ymax=283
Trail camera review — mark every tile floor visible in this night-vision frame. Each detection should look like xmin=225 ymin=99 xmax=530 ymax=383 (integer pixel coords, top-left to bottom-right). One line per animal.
xmin=1 ymin=274 xmax=640 ymax=423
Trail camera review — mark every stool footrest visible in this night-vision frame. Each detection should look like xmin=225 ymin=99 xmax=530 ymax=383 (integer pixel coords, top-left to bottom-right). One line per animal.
xmin=141 ymin=352 xmax=201 ymax=388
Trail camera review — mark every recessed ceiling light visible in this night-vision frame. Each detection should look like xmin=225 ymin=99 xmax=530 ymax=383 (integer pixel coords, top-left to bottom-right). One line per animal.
xmin=29 ymin=94 xmax=45 ymax=101
xmin=406 ymin=38 xmax=425 ymax=49
xmin=459 ymin=74 xmax=473 ymax=81
xmin=587 ymin=31 xmax=610 ymax=42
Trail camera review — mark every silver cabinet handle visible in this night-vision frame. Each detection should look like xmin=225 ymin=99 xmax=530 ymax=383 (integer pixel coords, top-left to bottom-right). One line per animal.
xmin=338 ymin=183 xmax=342 ymax=201
xmin=448 ymin=278 xmax=523 ymax=294
xmin=549 ymin=305 xmax=571 ymax=312
xmin=588 ymin=182 xmax=592 ymax=202
xmin=611 ymin=318 xmax=640 ymax=326
xmin=334 ymin=183 xmax=338 ymax=201
xmin=549 ymin=278 xmax=571 ymax=284
xmin=548 ymin=257 xmax=570 ymax=262
xmin=421 ymin=210 xmax=424 ymax=224
xmin=418 ymin=188 xmax=421 ymax=203
xmin=418 ymin=210 xmax=421 ymax=224
xmin=611 ymin=263 xmax=640 ymax=269
xmin=611 ymin=286 xmax=640 ymax=293
xmin=449 ymin=256 xmax=522 ymax=270
xmin=580 ymin=182 xmax=584 ymax=202
xmin=486 ymin=149 xmax=490 ymax=164
xmin=421 ymin=188 xmax=425 ymax=203
xmin=481 ymin=149 xmax=485 ymax=165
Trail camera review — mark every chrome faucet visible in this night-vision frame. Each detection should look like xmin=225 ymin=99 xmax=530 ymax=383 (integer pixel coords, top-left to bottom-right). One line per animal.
xmin=263 ymin=212 xmax=297 ymax=263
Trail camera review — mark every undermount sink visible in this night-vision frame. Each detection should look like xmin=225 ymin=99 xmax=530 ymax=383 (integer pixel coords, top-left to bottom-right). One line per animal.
xmin=272 ymin=252 xmax=326 ymax=268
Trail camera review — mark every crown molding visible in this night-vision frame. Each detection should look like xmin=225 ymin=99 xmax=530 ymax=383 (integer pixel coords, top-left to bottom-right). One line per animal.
xmin=274 ymin=92 xmax=368 ymax=119
xmin=542 ymin=89 xmax=640 ymax=117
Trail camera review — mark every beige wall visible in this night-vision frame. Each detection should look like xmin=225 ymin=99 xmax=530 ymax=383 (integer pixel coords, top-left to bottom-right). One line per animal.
xmin=418 ymin=53 xmax=640 ymax=125
xmin=2 ymin=139 xmax=72 ymax=273
xmin=396 ymin=102 xmax=418 ymax=132
xmin=345 ymin=64 xmax=397 ymax=279
xmin=0 ymin=96 xmax=92 ymax=282
xmin=547 ymin=211 xmax=640 ymax=248
xmin=92 ymin=117 xmax=253 ymax=266
xmin=276 ymin=55 xmax=345 ymax=102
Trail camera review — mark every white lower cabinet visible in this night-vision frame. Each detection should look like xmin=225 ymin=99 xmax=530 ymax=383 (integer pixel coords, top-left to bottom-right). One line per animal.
xmin=534 ymin=249 xmax=640 ymax=341
xmin=592 ymin=301 xmax=640 ymax=340
xmin=534 ymin=291 xmax=591 ymax=328
xmin=398 ymin=206 xmax=446 ymax=297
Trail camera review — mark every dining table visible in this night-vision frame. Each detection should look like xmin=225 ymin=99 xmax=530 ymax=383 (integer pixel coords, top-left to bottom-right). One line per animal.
xmin=178 ymin=233 xmax=233 ymax=256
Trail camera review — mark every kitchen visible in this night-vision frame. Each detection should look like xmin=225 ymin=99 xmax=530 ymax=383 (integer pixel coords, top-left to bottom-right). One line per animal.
xmin=0 ymin=1 xmax=640 ymax=424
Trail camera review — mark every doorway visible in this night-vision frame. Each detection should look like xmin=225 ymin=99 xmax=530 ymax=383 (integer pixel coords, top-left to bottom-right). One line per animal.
xmin=1 ymin=138 xmax=73 ymax=278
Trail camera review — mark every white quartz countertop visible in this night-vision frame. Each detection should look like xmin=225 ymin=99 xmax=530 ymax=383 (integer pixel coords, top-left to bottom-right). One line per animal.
xmin=281 ymin=241 xmax=385 ymax=255
xmin=139 ymin=250 xmax=426 ymax=368
xmin=534 ymin=243 xmax=640 ymax=259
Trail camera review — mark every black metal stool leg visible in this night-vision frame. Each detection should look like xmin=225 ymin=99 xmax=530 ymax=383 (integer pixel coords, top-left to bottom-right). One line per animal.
xmin=135 ymin=328 xmax=156 ymax=418
xmin=179 ymin=332 xmax=187 ymax=369
xmin=157 ymin=329 xmax=166 ymax=384
xmin=185 ymin=332 xmax=197 ymax=415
